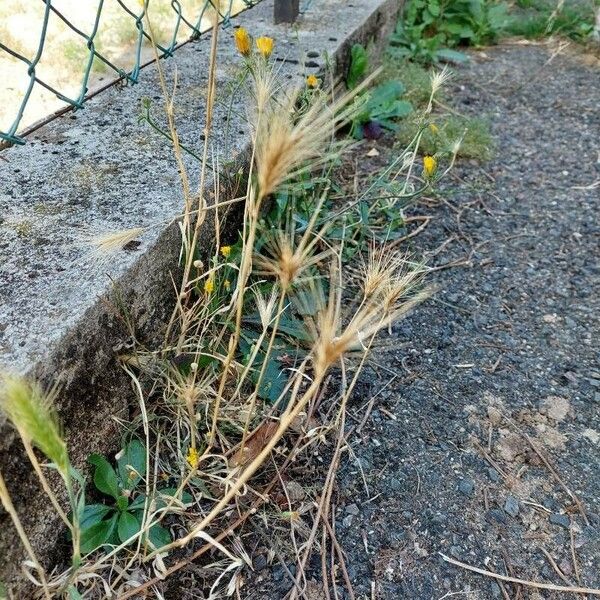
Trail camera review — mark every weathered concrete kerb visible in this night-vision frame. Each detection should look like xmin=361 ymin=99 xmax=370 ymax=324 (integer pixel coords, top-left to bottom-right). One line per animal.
xmin=0 ymin=0 xmax=400 ymax=591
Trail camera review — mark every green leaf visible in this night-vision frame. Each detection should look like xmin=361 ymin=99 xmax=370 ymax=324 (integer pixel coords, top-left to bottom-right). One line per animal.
xmin=347 ymin=44 xmax=368 ymax=89
xmin=147 ymin=524 xmax=171 ymax=550
xmin=80 ymin=504 xmax=113 ymax=530
xmin=435 ymin=48 xmax=470 ymax=63
xmin=116 ymin=439 xmax=146 ymax=491
xmin=88 ymin=454 xmax=120 ymax=500
xmin=129 ymin=488 xmax=194 ymax=512
xmin=80 ymin=513 xmax=118 ymax=554
xmin=157 ymin=487 xmax=194 ymax=506
xmin=117 ymin=511 xmax=141 ymax=544
xmin=428 ymin=0 xmax=440 ymax=16
xmin=67 ymin=587 xmax=84 ymax=600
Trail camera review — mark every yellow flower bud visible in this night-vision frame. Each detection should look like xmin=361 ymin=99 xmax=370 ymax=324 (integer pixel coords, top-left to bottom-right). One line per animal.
xmin=224 ymin=280 xmax=231 ymax=291
xmin=234 ymin=28 xmax=251 ymax=56
xmin=423 ymin=155 xmax=437 ymax=178
xmin=256 ymin=36 xmax=274 ymax=58
xmin=306 ymin=74 xmax=319 ymax=88
xmin=186 ymin=447 xmax=199 ymax=469
xmin=220 ymin=245 xmax=231 ymax=258
xmin=204 ymin=278 xmax=214 ymax=294
xmin=429 ymin=123 xmax=439 ymax=134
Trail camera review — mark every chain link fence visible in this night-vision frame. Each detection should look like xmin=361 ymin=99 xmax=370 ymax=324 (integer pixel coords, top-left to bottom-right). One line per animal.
xmin=0 ymin=0 xmax=265 ymax=147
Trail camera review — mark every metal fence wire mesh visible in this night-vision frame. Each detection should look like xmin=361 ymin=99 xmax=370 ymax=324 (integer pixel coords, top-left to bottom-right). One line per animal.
xmin=0 ymin=0 xmax=261 ymax=146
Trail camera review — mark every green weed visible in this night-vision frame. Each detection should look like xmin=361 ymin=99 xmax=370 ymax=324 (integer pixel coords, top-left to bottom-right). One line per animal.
xmin=389 ymin=0 xmax=509 ymax=65
xmin=504 ymin=0 xmax=596 ymax=40
xmin=397 ymin=114 xmax=494 ymax=161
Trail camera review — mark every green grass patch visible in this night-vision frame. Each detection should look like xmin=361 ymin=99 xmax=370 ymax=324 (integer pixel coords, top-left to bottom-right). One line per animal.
xmin=503 ymin=0 xmax=596 ymax=41
xmin=397 ymin=114 xmax=494 ymax=162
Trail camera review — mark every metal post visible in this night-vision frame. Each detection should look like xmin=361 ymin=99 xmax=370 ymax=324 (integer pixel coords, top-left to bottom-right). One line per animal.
xmin=274 ymin=0 xmax=299 ymax=24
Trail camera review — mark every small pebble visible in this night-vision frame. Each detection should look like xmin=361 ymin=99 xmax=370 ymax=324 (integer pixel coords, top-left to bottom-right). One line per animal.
xmin=504 ymin=495 xmax=520 ymax=517
xmin=458 ymin=478 xmax=475 ymax=496
xmin=488 ymin=468 xmax=500 ymax=482
xmin=346 ymin=503 xmax=360 ymax=515
xmin=549 ymin=513 xmax=570 ymax=529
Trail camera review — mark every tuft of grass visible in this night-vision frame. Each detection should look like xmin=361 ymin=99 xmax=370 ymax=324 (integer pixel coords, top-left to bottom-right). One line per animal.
xmin=503 ymin=0 xmax=596 ymax=41
xmin=397 ymin=113 xmax=494 ymax=161
xmin=380 ymin=57 xmax=440 ymax=107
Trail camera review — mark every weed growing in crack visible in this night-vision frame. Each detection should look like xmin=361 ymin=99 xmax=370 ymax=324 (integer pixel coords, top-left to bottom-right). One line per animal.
xmin=0 ymin=10 xmax=458 ymax=599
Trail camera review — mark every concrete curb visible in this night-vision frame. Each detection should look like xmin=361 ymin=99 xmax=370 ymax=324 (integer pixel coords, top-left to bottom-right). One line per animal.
xmin=0 ymin=0 xmax=400 ymax=590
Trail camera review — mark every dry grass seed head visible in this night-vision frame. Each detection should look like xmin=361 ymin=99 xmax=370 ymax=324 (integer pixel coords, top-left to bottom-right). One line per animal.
xmin=254 ymin=229 xmax=330 ymax=291
xmin=253 ymin=71 xmax=378 ymax=199
xmin=311 ymin=255 xmax=429 ymax=373
xmin=91 ymin=227 xmax=145 ymax=254
xmin=0 ymin=375 xmax=69 ymax=474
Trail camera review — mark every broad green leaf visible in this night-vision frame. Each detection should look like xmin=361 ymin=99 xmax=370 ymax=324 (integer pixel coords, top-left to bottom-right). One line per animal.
xmin=428 ymin=0 xmax=440 ymax=16
xmin=117 ymin=439 xmax=146 ymax=491
xmin=80 ymin=513 xmax=118 ymax=554
xmin=435 ymin=48 xmax=470 ymax=63
xmin=117 ymin=511 xmax=141 ymax=544
xmin=347 ymin=44 xmax=368 ymax=89
xmin=79 ymin=504 xmax=112 ymax=530
xmin=88 ymin=454 xmax=120 ymax=500
xmin=147 ymin=524 xmax=171 ymax=550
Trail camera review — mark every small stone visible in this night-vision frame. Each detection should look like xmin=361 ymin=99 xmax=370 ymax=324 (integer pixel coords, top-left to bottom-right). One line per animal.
xmin=342 ymin=515 xmax=354 ymax=528
xmin=389 ymin=477 xmax=403 ymax=491
xmin=504 ymin=495 xmax=520 ymax=517
xmin=458 ymin=478 xmax=475 ymax=496
xmin=253 ymin=555 xmax=267 ymax=571
xmin=485 ymin=509 xmax=507 ymax=525
xmin=346 ymin=503 xmax=360 ymax=515
xmin=488 ymin=468 xmax=500 ymax=482
xmin=549 ymin=513 xmax=570 ymax=529
xmin=487 ymin=406 xmax=502 ymax=426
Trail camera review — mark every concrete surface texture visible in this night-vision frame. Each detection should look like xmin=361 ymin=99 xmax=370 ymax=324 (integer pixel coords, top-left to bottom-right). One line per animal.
xmin=0 ymin=0 xmax=400 ymax=591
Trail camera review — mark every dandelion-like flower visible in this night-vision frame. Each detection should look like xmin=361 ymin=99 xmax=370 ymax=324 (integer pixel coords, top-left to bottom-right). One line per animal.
xmin=204 ymin=278 xmax=215 ymax=294
xmin=423 ymin=155 xmax=437 ymax=178
xmin=220 ymin=245 xmax=231 ymax=258
xmin=186 ymin=447 xmax=199 ymax=469
xmin=234 ymin=28 xmax=251 ymax=56
xmin=306 ymin=75 xmax=319 ymax=88
xmin=256 ymin=36 xmax=274 ymax=58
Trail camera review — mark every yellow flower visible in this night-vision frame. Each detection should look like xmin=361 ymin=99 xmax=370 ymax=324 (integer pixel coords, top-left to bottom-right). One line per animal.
xmin=204 ymin=278 xmax=214 ymax=294
xmin=256 ymin=36 xmax=274 ymax=58
xmin=186 ymin=447 xmax=199 ymax=469
xmin=234 ymin=28 xmax=251 ymax=56
xmin=423 ymin=155 xmax=437 ymax=178
xmin=224 ymin=280 xmax=231 ymax=291
xmin=429 ymin=123 xmax=439 ymax=134
xmin=220 ymin=245 xmax=231 ymax=258
xmin=306 ymin=74 xmax=319 ymax=88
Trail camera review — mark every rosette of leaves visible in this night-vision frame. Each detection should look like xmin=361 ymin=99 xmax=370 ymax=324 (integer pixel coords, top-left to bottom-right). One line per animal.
xmin=346 ymin=44 xmax=413 ymax=140
xmin=389 ymin=0 xmax=509 ymax=64
xmin=80 ymin=439 xmax=190 ymax=553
